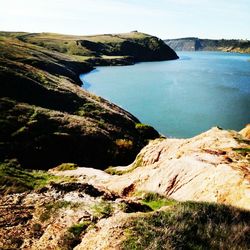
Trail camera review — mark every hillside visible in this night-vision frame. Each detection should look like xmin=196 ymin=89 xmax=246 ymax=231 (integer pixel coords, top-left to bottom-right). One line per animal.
xmin=0 ymin=126 xmax=249 ymax=249
xmin=165 ymin=37 xmax=250 ymax=53
xmin=1 ymin=31 xmax=178 ymax=65
xmin=0 ymin=31 xmax=175 ymax=169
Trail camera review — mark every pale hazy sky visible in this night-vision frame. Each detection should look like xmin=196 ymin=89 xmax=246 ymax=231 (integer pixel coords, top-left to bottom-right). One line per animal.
xmin=0 ymin=0 xmax=249 ymax=39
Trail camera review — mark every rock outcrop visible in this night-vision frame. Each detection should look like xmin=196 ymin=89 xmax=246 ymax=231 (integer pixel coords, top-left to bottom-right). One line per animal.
xmin=61 ymin=127 xmax=250 ymax=210
xmin=240 ymin=124 xmax=250 ymax=139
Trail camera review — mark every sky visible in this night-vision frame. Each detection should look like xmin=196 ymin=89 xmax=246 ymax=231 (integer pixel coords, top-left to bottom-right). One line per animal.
xmin=0 ymin=0 xmax=250 ymax=39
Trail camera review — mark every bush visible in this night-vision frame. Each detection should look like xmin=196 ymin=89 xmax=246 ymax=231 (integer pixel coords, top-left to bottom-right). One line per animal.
xmin=55 ymin=163 xmax=78 ymax=171
xmin=115 ymin=139 xmax=133 ymax=150
xmin=135 ymin=123 xmax=159 ymax=139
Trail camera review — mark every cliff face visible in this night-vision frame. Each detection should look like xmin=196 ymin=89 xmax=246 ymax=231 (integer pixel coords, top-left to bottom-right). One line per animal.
xmin=165 ymin=37 xmax=250 ymax=53
xmin=0 ymin=33 xmax=161 ymax=169
xmin=67 ymin=127 xmax=250 ymax=211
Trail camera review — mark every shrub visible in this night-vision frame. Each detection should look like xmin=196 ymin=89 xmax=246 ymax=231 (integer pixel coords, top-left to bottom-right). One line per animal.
xmin=115 ymin=139 xmax=133 ymax=150
xmin=135 ymin=123 xmax=159 ymax=139
xmin=55 ymin=163 xmax=78 ymax=171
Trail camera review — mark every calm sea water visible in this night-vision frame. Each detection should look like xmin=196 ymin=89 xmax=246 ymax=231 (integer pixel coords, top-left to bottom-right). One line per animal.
xmin=81 ymin=52 xmax=250 ymax=138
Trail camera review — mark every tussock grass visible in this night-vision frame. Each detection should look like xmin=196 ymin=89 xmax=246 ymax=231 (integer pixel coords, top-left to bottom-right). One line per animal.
xmin=122 ymin=201 xmax=250 ymax=250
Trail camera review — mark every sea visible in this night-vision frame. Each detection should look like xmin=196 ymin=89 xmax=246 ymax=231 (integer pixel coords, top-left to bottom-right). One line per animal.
xmin=81 ymin=52 xmax=250 ymax=138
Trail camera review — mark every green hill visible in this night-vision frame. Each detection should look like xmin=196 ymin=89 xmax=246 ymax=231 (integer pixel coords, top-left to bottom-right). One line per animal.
xmin=0 ymin=31 xmax=176 ymax=169
xmin=4 ymin=31 xmax=178 ymax=64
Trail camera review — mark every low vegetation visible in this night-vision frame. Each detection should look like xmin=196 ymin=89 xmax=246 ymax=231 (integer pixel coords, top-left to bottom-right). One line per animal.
xmin=122 ymin=200 xmax=250 ymax=250
xmin=92 ymin=200 xmax=114 ymax=219
xmin=68 ymin=221 xmax=92 ymax=237
xmin=105 ymin=153 xmax=144 ymax=175
xmin=16 ymin=31 xmax=178 ymax=62
xmin=59 ymin=221 xmax=93 ymax=249
xmin=39 ymin=200 xmax=72 ymax=222
xmin=54 ymin=163 xmax=78 ymax=171
xmin=233 ymin=147 xmax=250 ymax=154
xmin=140 ymin=192 xmax=177 ymax=210
xmin=0 ymin=159 xmax=61 ymax=195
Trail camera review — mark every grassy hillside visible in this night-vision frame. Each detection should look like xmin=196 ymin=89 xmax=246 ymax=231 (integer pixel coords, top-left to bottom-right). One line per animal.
xmin=0 ymin=33 xmax=161 ymax=169
xmin=13 ymin=31 xmax=178 ymax=62
xmin=122 ymin=200 xmax=250 ymax=250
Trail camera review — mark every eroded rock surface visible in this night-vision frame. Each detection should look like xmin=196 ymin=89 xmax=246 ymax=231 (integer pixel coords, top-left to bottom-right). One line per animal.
xmin=57 ymin=127 xmax=250 ymax=210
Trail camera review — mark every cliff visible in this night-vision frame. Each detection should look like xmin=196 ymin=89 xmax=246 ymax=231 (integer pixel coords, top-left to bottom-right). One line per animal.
xmin=165 ymin=37 xmax=250 ymax=53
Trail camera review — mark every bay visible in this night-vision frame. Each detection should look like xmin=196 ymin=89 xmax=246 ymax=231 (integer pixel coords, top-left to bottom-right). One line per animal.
xmin=81 ymin=52 xmax=250 ymax=138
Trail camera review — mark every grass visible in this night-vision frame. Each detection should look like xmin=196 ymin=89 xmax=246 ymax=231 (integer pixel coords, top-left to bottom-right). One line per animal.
xmin=15 ymin=31 xmax=151 ymax=58
xmin=0 ymin=159 xmax=61 ymax=195
xmin=92 ymin=200 xmax=114 ymax=219
xmin=105 ymin=153 xmax=143 ymax=175
xmin=55 ymin=163 xmax=78 ymax=171
xmin=140 ymin=192 xmax=177 ymax=210
xmin=59 ymin=221 xmax=93 ymax=249
xmin=68 ymin=221 xmax=92 ymax=237
xmin=39 ymin=200 xmax=71 ymax=222
xmin=105 ymin=166 xmax=125 ymax=175
xmin=233 ymin=147 xmax=250 ymax=153
xmin=135 ymin=123 xmax=153 ymax=130
xmin=122 ymin=201 xmax=250 ymax=250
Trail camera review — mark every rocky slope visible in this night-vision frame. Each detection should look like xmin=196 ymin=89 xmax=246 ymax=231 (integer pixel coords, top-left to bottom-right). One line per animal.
xmin=0 ymin=32 xmax=168 ymax=169
xmin=165 ymin=37 xmax=250 ymax=53
xmin=0 ymin=126 xmax=249 ymax=249
xmin=59 ymin=127 xmax=250 ymax=211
